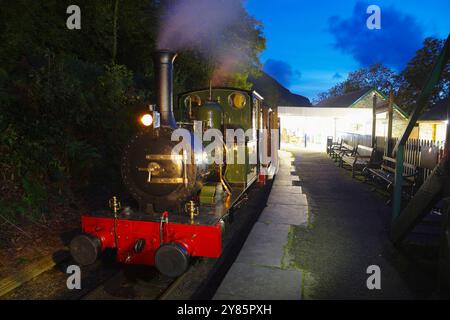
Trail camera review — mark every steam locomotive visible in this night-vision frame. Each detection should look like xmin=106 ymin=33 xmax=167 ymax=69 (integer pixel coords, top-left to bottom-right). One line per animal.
xmin=69 ymin=51 xmax=279 ymax=277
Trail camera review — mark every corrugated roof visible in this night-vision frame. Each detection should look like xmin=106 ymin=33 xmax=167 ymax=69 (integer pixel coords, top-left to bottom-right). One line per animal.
xmin=419 ymin=98 xmax=449 ymax=121
xmin=315 ymin=88 xmax=372 ymax=107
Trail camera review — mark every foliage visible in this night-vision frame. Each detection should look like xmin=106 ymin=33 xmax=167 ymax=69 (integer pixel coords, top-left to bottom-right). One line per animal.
xmin=316 ymin=63 xmax=397 ymax=102
xmin=316 ymin=37 xmax=450 ymax=113
xmin=214 ymin=8 xmax=266 ymax=89
xmin=0 ymin=0 xmax=265 ymax=220
xmin=396 ymin=38 xmax=450 ymax=113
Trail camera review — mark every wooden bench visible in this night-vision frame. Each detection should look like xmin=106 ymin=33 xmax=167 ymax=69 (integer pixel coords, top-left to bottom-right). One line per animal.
xmin=339 ymin=144 xmax=378 ymax=178
xmin=327 ymin=137 xmax=340 ymax=155
xmin=365 ymin=156 xmax=418 ymax=199
xmin=328 ymin=139 xmax=342 ymax=158
xmin=331 ymin=141 xmax=354 ymax=161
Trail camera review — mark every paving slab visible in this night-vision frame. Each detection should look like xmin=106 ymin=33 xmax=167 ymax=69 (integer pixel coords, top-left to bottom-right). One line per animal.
xmin=273 ymin=179 xmax=295 ymax=186
xmin=275 ymin=178 xmax=299 ymax=184
xmin=276 ymin=170 xmax=296 ymax=176
xmin=277 ymin=172 xmax=299 ymax=178
xmin=212 ymin=151 xmax=308 ymax=300
xmin=274 ymin=177 xmax=299 ymax=186
xmin=276 ymin=173 xmax=299 ymax=180
xmin=279 ymin=163 xmax=294 ymax=168
xmin=267 ymin=193 xmax=308 ymax=206
xmin=277 ymin=165 xmax=295 ymax=171
xmin=214 ymin=263 xmax=302 ymax=300
xmin=279 ymin=166 xmax=293 ymax=171
xmin=270 ymin=186 xmax=303 ymax=194
xmin=235 ymin=222 xmax=289 ymax=268
xmin=259 ymin=204 xmax=308 ymax=226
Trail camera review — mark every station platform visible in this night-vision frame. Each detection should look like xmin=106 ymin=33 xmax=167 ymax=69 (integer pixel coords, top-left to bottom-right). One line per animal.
xmin=214 ymin=149 xmax=434 ymax=300
xmin=214 ymin=150 xmax=307 ymax=300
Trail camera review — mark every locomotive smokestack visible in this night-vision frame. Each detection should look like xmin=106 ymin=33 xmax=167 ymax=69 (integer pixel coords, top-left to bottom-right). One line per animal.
xmin=152 ymin=50 xmax=177 ymax=128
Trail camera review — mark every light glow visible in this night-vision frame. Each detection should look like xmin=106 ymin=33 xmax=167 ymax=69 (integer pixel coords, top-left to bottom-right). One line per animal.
xmin=141 ymin=114 xmax=153 ymax=126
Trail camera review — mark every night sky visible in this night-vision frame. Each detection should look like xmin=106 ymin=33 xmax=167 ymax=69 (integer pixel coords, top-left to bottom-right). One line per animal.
xmin=245 ymin=0 xmax=450 ymax=101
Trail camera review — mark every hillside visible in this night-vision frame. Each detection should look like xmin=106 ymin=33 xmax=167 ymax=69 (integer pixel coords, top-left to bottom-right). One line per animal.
xmin=249 ymin=72 xmax=311 ymax=107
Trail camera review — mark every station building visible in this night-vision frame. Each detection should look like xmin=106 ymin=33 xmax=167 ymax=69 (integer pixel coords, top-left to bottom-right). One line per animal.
xmin=279 ymin=88 xmax=448 ymax=150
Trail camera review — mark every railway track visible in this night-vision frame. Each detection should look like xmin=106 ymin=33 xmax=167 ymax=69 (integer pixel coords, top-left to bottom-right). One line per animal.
xmin=1 ymin=179 xmax=273 ymax=300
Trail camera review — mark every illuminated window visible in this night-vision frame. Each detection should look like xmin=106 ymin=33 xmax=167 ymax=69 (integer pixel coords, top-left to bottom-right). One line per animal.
xmin=184 ymin=95 xmax=202 ymax=118
xmin=228 ymin=92 xmax=246 ymax=109
xmin=184 ymin=95 xmax=202 ymax=108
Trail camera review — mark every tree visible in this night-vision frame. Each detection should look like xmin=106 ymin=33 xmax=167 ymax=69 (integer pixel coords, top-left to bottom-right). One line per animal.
xmin=316 ymin=63 xmax=397 ymax=102
xmin=156 ymin=0 xmax=265 ymax=91
xmin=212 ymin=7 xmax=266 ymax=89
xmin=0 ymin=0 xmax=266 ymax=222
xmin=316 ymin=37 xmax=450 ymax=111
xmin=396 ymin=37 xmax=450 ymax=113
xmin=112 ymin=0 xmax=120 ymax=64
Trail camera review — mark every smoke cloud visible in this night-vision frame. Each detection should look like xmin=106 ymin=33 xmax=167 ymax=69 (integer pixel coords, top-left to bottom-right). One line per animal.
xmin=157 ymin=0 xmax=254 ymax=84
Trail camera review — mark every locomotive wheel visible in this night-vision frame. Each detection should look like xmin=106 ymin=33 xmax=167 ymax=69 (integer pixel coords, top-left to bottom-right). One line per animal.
xmin=70 ymin=234 xmax=101 ymax=266
xmin=155 ymin=243 xmax=190 ymax=277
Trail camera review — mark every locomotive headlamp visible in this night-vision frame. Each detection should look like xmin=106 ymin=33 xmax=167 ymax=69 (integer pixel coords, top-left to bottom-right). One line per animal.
xmin=141 ymin=114 xmax=153 ymax=126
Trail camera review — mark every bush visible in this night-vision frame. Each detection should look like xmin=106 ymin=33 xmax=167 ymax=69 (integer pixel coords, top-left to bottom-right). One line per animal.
xmin=0 ymin=54 xmax=139 ymax=221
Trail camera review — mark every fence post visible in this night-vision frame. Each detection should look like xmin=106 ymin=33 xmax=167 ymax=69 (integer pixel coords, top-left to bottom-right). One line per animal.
xmin=393 ymin=144 xmax=405 ymax=220
xmin=387 ymin=91 xmax=394 ymax=156
xmin=372 ymin=92 xmax=377 ymax=148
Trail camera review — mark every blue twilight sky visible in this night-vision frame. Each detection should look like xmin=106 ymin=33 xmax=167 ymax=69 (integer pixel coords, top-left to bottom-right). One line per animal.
xmin=244 ymin=0 xmax=450 ymax=102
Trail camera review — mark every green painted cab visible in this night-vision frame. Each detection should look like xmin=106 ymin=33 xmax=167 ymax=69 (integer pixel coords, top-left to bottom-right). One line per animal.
xmin=177 ymin=88 xmax=264 ymax=186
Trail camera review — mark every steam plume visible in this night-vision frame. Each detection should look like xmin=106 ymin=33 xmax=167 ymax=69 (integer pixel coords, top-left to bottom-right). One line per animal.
xmin=157 ymin=0 xmax=254 ymax=84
